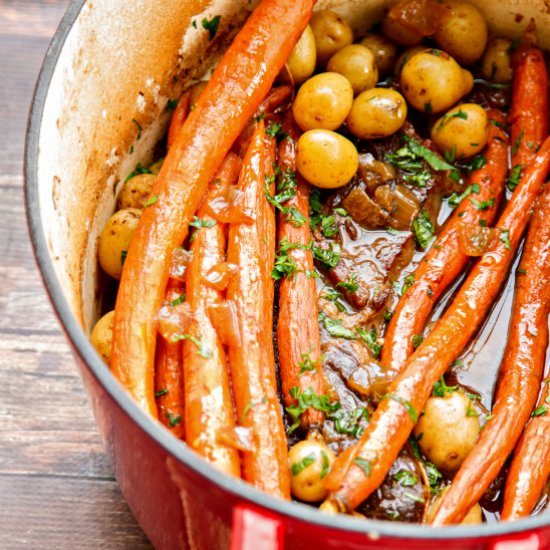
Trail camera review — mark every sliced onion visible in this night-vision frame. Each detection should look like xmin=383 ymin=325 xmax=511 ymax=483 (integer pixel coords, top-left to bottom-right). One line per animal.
xmin=208 ymin=300 xmax=241 ymax=348
xmin=170 ymin=247 xmax=192 ymax=281
xmin=216 ymin=425 xmax=255 ymax=452
xmin=456 ymin=222 xmax=499 ymax=257
xmin=203 ymin=262 xmax=238 ymax=291
xmin=157 ymin=301 xmax=192 ymax=341
xmin=375 ymin=184 xmax=420 ymax=231
xmin=203 ymin=186 xmax=255 ymax=224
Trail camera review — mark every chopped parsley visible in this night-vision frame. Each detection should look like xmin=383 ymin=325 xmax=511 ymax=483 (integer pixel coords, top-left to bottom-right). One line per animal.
xmin=433 ymin=376 xmax=458 ymax=397
xmin=320 ymin=450 xmax=330 ymax=478
xmin=512 ymin=128 xmax=524 ymax=156
xmin=507 ymin=164 xmax=523 ymax=191
xmin=120 ymin=249 xmax=127 ymax=266
xmin=500 ymin=228 xmax=511 ymax=250
xmin=393 ymin=274 xmax=415 ymax=296
xmin=354 ymin=457 xmax=372 ymax=476
xmin=155 ymin=388 xmax=169 ymax=398
xmin=169 ymin=293 xmax=186 ymax=306
xmin=167 ymin=411 xmax=182 ymax=427
xmin=532 ymin=405 xmax=548 ymax=417
xmin=517 ymin=268 xmax=527 ymax=275
xmin=383 ymin=393 xmax=417 ymax=422
xmin=125 ymin=162 xmax=152 ymax=182
xmin=448 ymin=183 xmax=480 ymax=208
xmin=470 ymin=197 xmax=495 ymax=211
xmin=166 ymin=98 xmax=178 ymax=112
xmin=322 ymin=288 xmax=347 ymax=312
xmin=132 ymin=117 xmax=143 ymax=139
xmin=286 ymin=386 xmax=339 ymax=433
xmin=356 ymin=327 xmax=381 ymax=359
xmin=272 ymin=250 xmax=298 ymax=280
xmin=291 ymin=453 xmax=316 ymax=476
xmin=144 ymin=195 xmax=158 ymax=207
xmin=312 ymin=242 xmax=341 ymax=270
xmin=171 ymin=333 xmax=212 ymax=358
xmin=394 ymin=470 xmax=418 ymax=487
xmin=202 ymin=15 xmax=221 ymax=40
xmin=412 ymin=211 xmax=435 ymax=250
xmin=329 ymin=406 xmax=369 ymax=438
xmin=241 ymin=396 xmax=268 ymax=423
xmin=318 ymin=311 xmax=356 ymax=340
xmin=266 ymin=121 xmax=284 ymax=138
xmin=437 ymin=108 xmax=468 ymax=130
xmin=298 ymin=352 xmax=319 ymax=375
xmin=336 ymin=272 xmax=359 ymax=293
xmin=411 ymin=334 xmax=424 ymax=349
xmin=189 ymin=216 xmax=216 ymax=228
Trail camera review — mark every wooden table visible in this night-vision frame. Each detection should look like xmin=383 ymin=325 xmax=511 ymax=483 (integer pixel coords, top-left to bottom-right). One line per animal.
xmin=0 ymin=2 xmax=152 ymax=547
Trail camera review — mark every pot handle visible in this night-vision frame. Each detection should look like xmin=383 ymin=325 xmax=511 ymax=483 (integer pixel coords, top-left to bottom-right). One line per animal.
xmin=230 ymin=504 xmax=284 ymax=550
xmin=491 ymin=534 xmax=541 ymax=550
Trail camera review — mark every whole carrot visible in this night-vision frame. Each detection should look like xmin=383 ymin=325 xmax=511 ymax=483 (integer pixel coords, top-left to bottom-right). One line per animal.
xmin=508 ymin=22 xmax=548 ymax=177
xmin=382 ymin=109 xmax=508 ymax=373
xmin=275 ymin=113 xmax=326 ymax=432
xmin=432 ymin=181 xmax=550 ymax=525
xmin=166 ymin=91 xmax=190 ymax=150
xmin=111 ymin=0 xmax=314 ymax=417
xmin=183 ymin=154 xmax=242 ymax=477
xmin=226 ymin=121 xmax=290 ymax=498
xmin=155 ymin=283 xmax=186 ymax=439
xmin=323 ymin=136 xmax=550 ymax=513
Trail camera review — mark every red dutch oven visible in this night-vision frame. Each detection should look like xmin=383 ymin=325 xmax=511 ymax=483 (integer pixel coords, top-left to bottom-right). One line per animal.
xmin=24 ymin=0 xmax=550 ymax=548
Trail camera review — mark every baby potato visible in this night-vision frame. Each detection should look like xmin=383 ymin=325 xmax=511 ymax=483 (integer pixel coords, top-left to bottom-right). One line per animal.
xmin=98 ymin=208 xmax=141 ymax=280
xmin=327 ymin=44 xmax=378 ymax=95
xmin=481 ymin=37 xmax=513 ymax=84
xmin=287 ymin=25 xmax=317 ymax=85
xmin=149 ymin=158 xmax=164 ymax=174
xmin=434 ymin=1 xmax=488 ymax=65
xmin=297 ymin=129 xmax=359 ymax=189
xmin=414 ymin=391 xmax=480 ymax=472
xmin=310 ymin=9 xmax=354 ymax=67
xmin=431 ymin=103 xmax=489 ymax=159
xmin=426 ymin=486 xmax=483 ymax=525
xmin=90 ymin=310 xmax=115 ymax=365
xmin=292 ymin=72 xmax=353 ymax=131
xmin=346 ymin=88 xmax=407 ymax=139
xmin=360 ymin=33 xmax=398 ymax=77
xmin=116 ymin=173 xmax=157 ymax=210
xmin=400 ymin=49 xmax=474 ymax=113
xmin=289 ymin=438 xmax=335 ymax=502
xmin=394 ymin=46 xmax=426 ymax=76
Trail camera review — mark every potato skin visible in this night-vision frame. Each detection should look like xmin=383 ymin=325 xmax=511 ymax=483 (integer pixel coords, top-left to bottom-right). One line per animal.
xmin=296 ymin=129 xmax=358 ymax=189
xmin=400 ymin=49 xmax=473 ymax=113
xmin=394 ymin=46 xmax=426 ymax=76
xmin=116 ymin=173 xmax=157 ymax=210
xmin=360 ymin=33 xmax=398 ymax=77
xmin=414 ymin=391 xmax=480 ymax=472
xmin=431 ymin=103 xmax=489 ymax=159
xmin=309 ymin=9 xmax=353 ymax=66
xmin=287 ymin=25 xmax=317 ymax=85
xmin=481 ymin=37 xmax=513 ymax=84
xmin=347 ymin=88 xmax=407 ymax=139
xmin=434 ymin=0 xmax=488 ymax=65
xmin=90 ymin=310 xmax=115 ymax=365
xmin=292 ymin=72 xmax=353 ymax=131
xmin=98 ymin=208 xmax=141 ymax=280
xmin=289 ymin=439 xmax=335 ymax=502
xmin=327 ymin=44 xmax=378 ymax=96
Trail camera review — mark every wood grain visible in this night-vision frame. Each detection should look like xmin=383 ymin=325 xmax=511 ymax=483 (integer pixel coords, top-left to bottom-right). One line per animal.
xmin=0 ymin=1 xmax=152 ymax=547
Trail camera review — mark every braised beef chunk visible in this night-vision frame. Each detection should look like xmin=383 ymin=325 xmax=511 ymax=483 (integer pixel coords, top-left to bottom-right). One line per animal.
xmin=359 ymin=450 xmax=429 ymax=523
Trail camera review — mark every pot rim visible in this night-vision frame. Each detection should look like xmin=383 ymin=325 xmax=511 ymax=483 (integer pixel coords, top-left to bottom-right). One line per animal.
xmin=24 ymin=0 xmax=550 ymax=541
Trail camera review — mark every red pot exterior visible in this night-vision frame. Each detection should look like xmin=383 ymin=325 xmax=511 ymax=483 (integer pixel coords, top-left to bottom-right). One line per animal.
xmin=71 ymin=346 xmax=550 ymax=550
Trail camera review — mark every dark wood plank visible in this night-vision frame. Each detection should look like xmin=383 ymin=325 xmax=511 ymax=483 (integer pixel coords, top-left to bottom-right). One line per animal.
xmin=0 ymin=0 xmax=153 ymax=546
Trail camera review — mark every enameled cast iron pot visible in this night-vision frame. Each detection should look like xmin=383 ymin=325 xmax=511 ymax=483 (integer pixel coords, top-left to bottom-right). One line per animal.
xmin=24 ymin=0 xmax=550 ymax=548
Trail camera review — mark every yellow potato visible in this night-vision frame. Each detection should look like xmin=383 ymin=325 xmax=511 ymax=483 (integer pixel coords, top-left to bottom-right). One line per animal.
xmin=292 ymin=72 xmax=353 ymax=131
xmin=434 ymin=1 xmax=488 ymax=65
xmin=90 ymin=310 xmax=115 ymax=365
xmin=327 ymin=44 xmax=378 ymax=95
xmin=310 ymin=9 xmax=353 ymax=66
xmin=481 ymin=37 xmax=513 ymax=84
xmin=289 ymin=438 xmax=335 ymax=502
xmin=346 ymin=88 xmax=407 ymax=139
xmin=431 ymin=103 xmax=489 ymax=159
xmin=98 ymin=208 xmax=141 ymax=280
xmin=360 ymin=33 xmax=398 ymax=77
xmin=400 ymin=49 xmax=473 ymax=113
xmin=287 ymin=25 xmax=317 ymax=85
xmin=296 ymin=129 xmax=358 ymax=189
xmin=394 ymin=46 xmax=426 ymax=76
xmin=117 ymin=173 xmax=157 ymax=210
xmin=414 ymin=391 xmax=480 ymax=472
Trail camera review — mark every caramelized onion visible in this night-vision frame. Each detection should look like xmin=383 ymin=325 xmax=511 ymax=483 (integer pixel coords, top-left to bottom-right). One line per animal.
xmin=170 ymin=247 xmax=192 ymax=281
xmin=456 ymin=222 xmax=499 ymax=257
xmin=157 ymin=301 xmax=192 ymax=341
xmin=216 ymin=425 xmax=255 ymax=452
xmin=203 ymin=262 xmax=239 ymax=291
xmin=375 ymin=184 xmax=420 ymax=230
xmin=387 ymin=0 xmax=442 ymax=37
xmin=348 ymin=359 xmax=396 ymax=403
xmin=342 ymin=186 xmax=389 ymax=229
xmin=208 ymin=300 xmax=242 ymax=348
xmin=203 ymin=185 xmax=255 ymax=224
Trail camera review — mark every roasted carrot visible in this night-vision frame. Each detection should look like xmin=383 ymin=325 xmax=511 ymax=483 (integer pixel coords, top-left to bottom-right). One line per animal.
xmin=502 ymin=383 xmax=550 ymax=520
xmin=498 ymin=186 xmax=550 ymax=521
xmin=276 ymin=113 xmax=326 ymax=432
xmin=166 ymin=91 xmax=190 ymax=150
xmin=323 ymin=136 xmax=550 ymax=513
xmin=431 ymin=182 xmax=550 ymax=525
xmin=381 ymin=109 xmax=508 ymax=373
xmin=182 ymin=153 xmax=241 ymax=477
xmin=225 ymin=121 xmax=289 ymax=497
xmin=111 ymin=0 xmax=314 ymax=417
xmin=155 ymin=282 xmax=186 ymax=439
xmin=508 ymin=23 xmax=548 ymax=175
